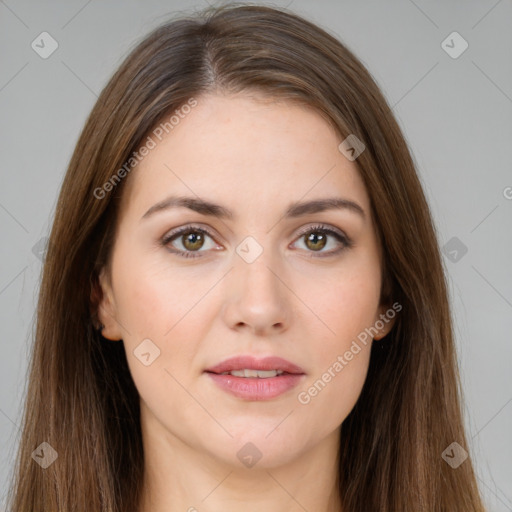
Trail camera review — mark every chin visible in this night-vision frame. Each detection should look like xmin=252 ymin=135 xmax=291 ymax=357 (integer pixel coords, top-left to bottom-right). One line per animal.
xmin=203 ymin=428 xmax=307 ymax=470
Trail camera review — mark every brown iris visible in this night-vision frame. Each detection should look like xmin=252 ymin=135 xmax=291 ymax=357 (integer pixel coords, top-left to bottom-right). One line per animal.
xmin=304 ymin=231 xmax=327 ymax=251
xmin=181 ymin=231 xmax=205 ymax=251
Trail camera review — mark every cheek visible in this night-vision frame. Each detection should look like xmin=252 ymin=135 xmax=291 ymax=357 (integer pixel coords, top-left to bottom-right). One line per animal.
xmin=112 ymin=245 xmax=209 ymax=341
xmin=297 ymin=342 xmax=371 ymax=436
xmin=109 ymin=247 xmax=209 ymax=394
xmin=309 ymin=250 xmax=382 ymax=347
xmin=294 ymin=254 xmax=381 ymax=422
xmin=297 ymin=284 xmax=375 ymax=430
xmin=112 ymin=256 xmax=207 ymax=415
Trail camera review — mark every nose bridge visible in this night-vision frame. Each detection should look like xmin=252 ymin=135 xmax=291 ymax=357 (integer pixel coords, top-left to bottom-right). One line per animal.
xmin=234 ymin=235 xmax=282 ymax=298
xmin=223 ymin=234 xmax=289 ymax=333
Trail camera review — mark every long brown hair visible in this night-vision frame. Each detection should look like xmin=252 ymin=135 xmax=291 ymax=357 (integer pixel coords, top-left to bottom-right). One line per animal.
xmin=7 ymin=3 xmax=486 ymax=511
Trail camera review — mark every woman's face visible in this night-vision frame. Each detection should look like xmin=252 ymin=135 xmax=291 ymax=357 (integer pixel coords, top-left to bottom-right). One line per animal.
xmin=98 ymin=92 xmax=395 ymax=469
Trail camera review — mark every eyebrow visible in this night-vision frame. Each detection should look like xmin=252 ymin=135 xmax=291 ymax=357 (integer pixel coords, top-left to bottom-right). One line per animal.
xmin=141 ymin=195 xmax=365 ymax=221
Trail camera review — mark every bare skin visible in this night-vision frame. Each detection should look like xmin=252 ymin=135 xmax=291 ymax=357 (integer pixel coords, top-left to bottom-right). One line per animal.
xmin=97 ymin=91 xmax=395 ymax=512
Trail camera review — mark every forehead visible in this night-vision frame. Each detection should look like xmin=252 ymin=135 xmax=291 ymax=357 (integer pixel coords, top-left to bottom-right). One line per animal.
xmin=119 ymin=92 xmax=370 ymax=221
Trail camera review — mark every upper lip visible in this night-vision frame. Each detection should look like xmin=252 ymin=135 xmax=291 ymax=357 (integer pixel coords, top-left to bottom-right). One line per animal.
xmin=205 ymin=355 xmax=306 ymax=375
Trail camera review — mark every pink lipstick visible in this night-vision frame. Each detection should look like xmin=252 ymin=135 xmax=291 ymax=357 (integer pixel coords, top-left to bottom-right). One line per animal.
xmin=205 ymin=355 xmax=306 ymax=401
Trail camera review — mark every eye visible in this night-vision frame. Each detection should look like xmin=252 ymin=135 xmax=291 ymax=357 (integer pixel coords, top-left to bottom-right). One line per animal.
xmin=161 ymin=223 xmax=352 ymax=259
xmin=291 ymin=224 xmax=352 ymax=257
xmin=161 ymin=225 xmax=220 ymax=259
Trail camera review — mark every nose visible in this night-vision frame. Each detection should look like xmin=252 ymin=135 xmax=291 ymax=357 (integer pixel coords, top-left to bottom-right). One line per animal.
xmin=221 ymin=247 xmax=292 ymax=336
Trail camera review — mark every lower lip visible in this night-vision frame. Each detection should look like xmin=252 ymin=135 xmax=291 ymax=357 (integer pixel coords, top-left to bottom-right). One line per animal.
xmin=205 ymin=372 xmax=305 ymax=400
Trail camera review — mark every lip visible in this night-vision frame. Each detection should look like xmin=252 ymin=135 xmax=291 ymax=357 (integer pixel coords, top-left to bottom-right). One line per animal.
xmin=204 ymin=355 xmax=306 ymax=401
xmin=205 ymin=355 xmax=305 ymax=375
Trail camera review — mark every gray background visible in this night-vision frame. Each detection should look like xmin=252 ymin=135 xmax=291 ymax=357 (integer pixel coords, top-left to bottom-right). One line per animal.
xmin=1 ymin=0 xmax=511 ymax=510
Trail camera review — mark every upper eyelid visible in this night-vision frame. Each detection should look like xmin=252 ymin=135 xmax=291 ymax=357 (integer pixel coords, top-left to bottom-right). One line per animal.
xmin=162 ymin=224 xmax=221 ymax=244
xmin=294 ymin=223 xmax=347 ymax=239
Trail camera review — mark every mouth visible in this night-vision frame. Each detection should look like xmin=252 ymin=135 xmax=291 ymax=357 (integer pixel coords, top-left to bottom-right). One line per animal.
xmin=213 ymin=369 xmax=286 ymax=378
xmin=205 ymin=355 xmax=305 ymax=375
xmin=204 ymin=355 xmax=306 ymax=401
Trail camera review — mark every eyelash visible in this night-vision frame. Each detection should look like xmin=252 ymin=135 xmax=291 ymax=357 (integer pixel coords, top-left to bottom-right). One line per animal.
xmin=161 ymin=223 xmax=353 ymax=259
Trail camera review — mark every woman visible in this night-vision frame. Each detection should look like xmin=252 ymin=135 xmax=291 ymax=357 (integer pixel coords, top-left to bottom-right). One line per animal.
xmin=7 ymin=4 xmax=486 ymax=511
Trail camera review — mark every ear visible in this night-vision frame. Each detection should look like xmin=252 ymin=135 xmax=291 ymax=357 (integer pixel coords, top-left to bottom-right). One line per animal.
xmin=372 ymin=302 xmax=398 ymax=341
xmin=95 ymin=267 xmax=123 ymax=341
